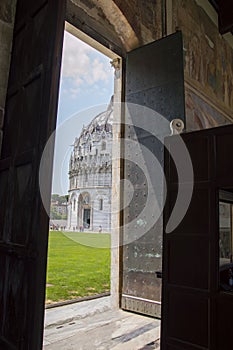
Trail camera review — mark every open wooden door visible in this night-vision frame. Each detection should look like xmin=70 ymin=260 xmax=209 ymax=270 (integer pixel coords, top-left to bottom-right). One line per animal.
xmin=162 ymin=124 xmax=233 ymax=350
xmin=162 ymin=129 xmax=214 ymax=349
xmin=0 ymin=0 xmax=65 ymax=349
xmin=121 ymin=32 xmax=185 ymax=317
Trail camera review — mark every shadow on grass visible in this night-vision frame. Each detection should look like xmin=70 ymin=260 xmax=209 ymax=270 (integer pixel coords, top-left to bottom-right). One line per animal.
xmin=62 ymin=230 xmax=111 ymax=249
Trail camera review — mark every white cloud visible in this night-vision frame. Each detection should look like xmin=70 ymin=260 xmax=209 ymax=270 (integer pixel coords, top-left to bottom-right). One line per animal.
xmin=70 ymin=87 xmax=81 ymax=99
xmin=61 ymin=31 xmax=113 ymax=92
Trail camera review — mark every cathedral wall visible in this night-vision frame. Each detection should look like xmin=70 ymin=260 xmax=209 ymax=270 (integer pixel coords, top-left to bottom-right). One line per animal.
xmin=0 ymin=0 xmax=17 ymax=154
xmin=67 ymin=0 xmax=233 ymax=133
xmin=67 ymin=0 xmax=163 ymax=55
xmin=67 ymin=191 xmax=79 ymax=229
xmin=0 ymin=2 xmax=232 ymax=157
xmin=92 ymin=189 xmax=112 ymax=232
xmin=2 ymin=1 xmax=231 ymax=160
xmin=67 ymin=188 xmax=111 ymax=232
xmin=69 ymin=207 xmax=78 ymax=229
xmin=169 ymin=0 xmax=233 ymax=130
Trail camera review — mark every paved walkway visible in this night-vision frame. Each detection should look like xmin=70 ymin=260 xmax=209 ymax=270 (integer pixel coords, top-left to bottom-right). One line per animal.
xmin=43 ymin=297 xmax=160 ymax=350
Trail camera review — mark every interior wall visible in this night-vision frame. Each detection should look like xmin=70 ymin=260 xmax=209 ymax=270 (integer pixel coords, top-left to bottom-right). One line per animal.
xmin=168 ymin=0 xmax=233 ymax=131
xmin=66 ymin=0 xmax=163 ymax=56
xmin=0 ymin=0 xmax=17 ymax=154
xmin=111 ymin=0 xmax=163 ymax=46
xmin=67 ymin=0 xmax=233 ymax=132
xmin=3 ymin=1 xmax=233 ymax=139
xmin=1 ymin=1 xmax=232 ymax=156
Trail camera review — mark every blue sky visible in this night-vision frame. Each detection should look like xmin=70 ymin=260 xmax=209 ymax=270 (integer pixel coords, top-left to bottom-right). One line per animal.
xmin=51 ymin=31 xmax=114 ymax=195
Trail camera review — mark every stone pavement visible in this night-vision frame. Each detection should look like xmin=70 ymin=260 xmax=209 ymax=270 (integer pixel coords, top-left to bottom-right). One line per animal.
xmin=43 ymin=296 xmax=160 ymax=350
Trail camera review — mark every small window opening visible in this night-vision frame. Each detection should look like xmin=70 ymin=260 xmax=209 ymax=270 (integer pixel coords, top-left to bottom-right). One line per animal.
xmin=219 ymin=189 xmax=233 ymax=292
xmin=99 ymin=198 xmax=103 ymax=210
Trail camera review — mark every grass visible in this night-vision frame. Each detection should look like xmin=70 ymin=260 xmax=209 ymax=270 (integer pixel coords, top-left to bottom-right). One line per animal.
xmin=45 ymin=231 xmax=111 ymax=304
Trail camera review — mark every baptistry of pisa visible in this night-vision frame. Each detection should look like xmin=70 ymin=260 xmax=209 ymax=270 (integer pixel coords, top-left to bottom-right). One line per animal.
xmin=67 ymin=97 xmax=113 ymax=232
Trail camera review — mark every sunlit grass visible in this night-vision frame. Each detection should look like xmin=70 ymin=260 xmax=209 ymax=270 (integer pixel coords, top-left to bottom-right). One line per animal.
xmin=46 ymin=231 xmax=111 ymax=304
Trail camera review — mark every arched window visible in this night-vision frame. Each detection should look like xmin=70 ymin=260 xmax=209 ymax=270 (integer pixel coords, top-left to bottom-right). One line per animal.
xmin=101 ymin=141 xmax=106 ymax=151
xmin=73 ymin=199 xmax=76 ymax=211
xmin=99 ymin=199 xmax=103 ymax=210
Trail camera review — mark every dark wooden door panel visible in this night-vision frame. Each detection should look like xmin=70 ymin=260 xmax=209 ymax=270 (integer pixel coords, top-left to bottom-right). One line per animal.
xmin=162 ymin=124 xmax=233 ymax=349
xmin=121 ymin=32 xmax=185 ymax=317
xmin=0 ymin=0 xmax=65 ymax=348
xmin=216 ymin=293 xmax=233 ymax=350
xmin=162 ymin=130 xmax=215 ymax=349
xmin=168 ymin=291 xmax=209 ymax=348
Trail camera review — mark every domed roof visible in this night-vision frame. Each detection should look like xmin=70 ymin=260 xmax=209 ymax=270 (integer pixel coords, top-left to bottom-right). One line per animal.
xmin=70 ymin=96 xmax=113 ymax=173
xmin=88 ymin=95 xmax=113 ymax=131
xmin=76 ymin=96 xmax=113 ymax=146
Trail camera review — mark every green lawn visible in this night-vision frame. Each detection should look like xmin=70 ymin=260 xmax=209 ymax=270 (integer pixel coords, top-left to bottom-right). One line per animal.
xmin=46 ymin=231 xmax=111 ymax=304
